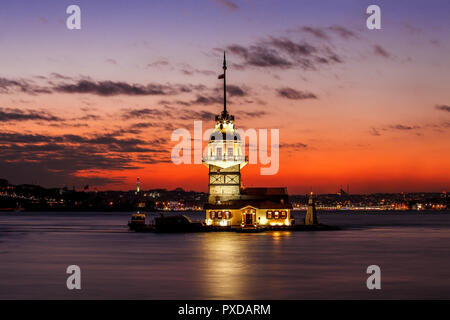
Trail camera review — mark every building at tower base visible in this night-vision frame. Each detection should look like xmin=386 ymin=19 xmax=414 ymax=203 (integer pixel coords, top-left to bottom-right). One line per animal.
xmin=204 ymin=187 xmax=293 ymax=227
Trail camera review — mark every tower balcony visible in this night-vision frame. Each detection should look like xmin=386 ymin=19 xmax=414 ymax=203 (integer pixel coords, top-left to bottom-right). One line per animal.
xmin=202 ymin=155 xmax=248 ymax=169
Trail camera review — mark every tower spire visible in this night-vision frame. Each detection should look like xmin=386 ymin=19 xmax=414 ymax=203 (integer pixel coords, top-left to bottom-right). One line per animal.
xmin=222 ymin=51 xmax=227 ymax=114
xmin=216 ymin=52 xmax=232 ymax=122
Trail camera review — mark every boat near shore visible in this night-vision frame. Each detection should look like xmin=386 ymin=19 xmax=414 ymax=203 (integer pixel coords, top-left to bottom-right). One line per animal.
xmin=127 ymin=212 xmax=146 ymax=230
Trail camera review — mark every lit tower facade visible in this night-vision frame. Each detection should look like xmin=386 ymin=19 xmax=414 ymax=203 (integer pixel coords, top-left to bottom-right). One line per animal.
xmin=202 ymin=53 xmax=247 ymax=204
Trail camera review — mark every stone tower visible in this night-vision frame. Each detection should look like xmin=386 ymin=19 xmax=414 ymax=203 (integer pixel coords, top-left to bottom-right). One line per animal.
xmin=202 ymin=53 xmax=247 ymax=204
xmin=305 ymin=192 xmax=318 ymax=225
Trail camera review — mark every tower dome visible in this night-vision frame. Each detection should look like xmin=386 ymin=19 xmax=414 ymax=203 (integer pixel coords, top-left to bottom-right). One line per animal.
xmin=204 ymin=109 xmax=246 ymax=169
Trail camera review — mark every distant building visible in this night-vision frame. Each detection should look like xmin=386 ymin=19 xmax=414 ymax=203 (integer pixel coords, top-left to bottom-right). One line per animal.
xmin=202 ymin=54 xmax=294 ymax=227
xmin=0 ymin=179 xmax=9 ymax=187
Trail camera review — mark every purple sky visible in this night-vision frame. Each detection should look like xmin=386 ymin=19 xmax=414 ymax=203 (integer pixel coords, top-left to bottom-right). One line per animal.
xmin=0 ymin=0 xmax=449 ymax=193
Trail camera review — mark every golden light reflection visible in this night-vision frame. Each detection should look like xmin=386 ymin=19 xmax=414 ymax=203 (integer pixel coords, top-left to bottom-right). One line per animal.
xmin=199 ymin=231 xmax=293 ymax=299
xmin=270 ymin=231 xmax=292 ymax=243
xmin=199 ymin=233 xmax=250 ymax=299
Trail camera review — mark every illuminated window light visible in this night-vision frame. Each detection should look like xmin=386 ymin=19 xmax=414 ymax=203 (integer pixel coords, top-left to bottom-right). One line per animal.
xmin=219 ymin=220 xmax=228 ymax=227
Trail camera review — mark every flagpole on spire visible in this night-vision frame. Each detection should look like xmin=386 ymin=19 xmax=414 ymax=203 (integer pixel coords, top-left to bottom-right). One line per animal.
xmin=222 ymin=51 xmax=227 ymax=114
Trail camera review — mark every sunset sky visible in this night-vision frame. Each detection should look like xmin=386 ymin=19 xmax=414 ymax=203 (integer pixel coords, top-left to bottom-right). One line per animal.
xmin=0 ymin=0 xmax=449 ymax=194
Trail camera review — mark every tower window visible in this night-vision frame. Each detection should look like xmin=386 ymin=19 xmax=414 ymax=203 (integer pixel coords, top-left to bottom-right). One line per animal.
xmin=216 ymin=147 xmax=222 ymax=158
xmin=228 ymin=147 xmax=233 ymax=157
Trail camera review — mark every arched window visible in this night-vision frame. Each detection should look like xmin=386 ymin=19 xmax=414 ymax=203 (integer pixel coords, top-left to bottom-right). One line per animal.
xmin=225 ymin=211 xmax=232 ymax=219
xmin=274 ymin=211 xmax=279 ymax=219
xmin=218 ymin=211 xmax=223 ymax=219
xmin=266 ymin=211 xmax=272 ymax=219
xmin=281 ymin=211 xmax=287 ymax=219
xmin=210 ymin=211 xmax=215 ymax=219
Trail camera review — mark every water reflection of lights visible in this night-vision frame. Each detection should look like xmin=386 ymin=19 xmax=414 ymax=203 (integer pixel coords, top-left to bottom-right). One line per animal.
xmin=270 ymin=231 xmax=291 ymax=256
xmin=271 ymin=231 xmax=291 ymax=241
xmin=200 ymin=233 xmax=249 ymax=299
xmin=199 ymin=232 xmax=292 ymax=298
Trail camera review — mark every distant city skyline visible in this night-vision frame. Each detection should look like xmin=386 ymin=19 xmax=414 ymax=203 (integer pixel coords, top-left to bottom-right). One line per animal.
xmin=0 ymin=0 xmax=449 ymax=193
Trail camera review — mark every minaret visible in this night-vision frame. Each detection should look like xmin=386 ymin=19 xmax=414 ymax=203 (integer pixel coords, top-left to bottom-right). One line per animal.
xmin=305 ymin=192 xmax=318 ymax=225
xmin=202 ymin=53 xmax=247 ymax=204
xmin=136 ymin=177 xmax=140 ymax=194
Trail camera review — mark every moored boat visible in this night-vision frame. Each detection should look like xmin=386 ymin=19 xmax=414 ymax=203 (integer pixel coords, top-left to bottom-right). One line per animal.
xmin=153 ymin=214 xmax=205 ymax=233
xmin=128 ymin=212 xmax=146 ymax=230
